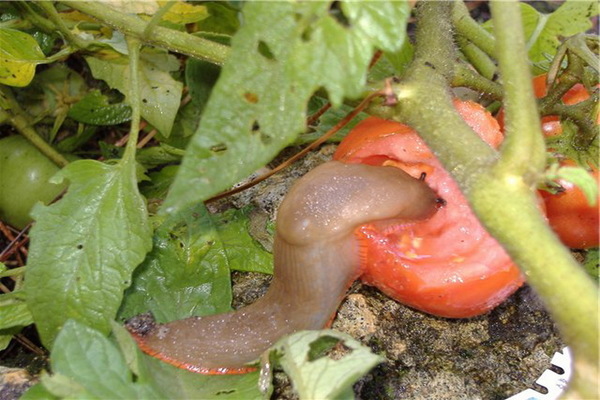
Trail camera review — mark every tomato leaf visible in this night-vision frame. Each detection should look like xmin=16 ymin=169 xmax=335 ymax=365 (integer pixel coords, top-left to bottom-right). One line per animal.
xmin=25 ymin=158 xmax=152 ymax=347
xmin=0 ymin=28 xmax=47 ymax=87
xmin=522 ymin=0 xmax=598 ymax=74
xmin=40 ymin=320 xmax=165 ymax=399
xmin=270 ymin=330 xmax=384 ymax=400
xmin=163 ymin=0 xmax=409 ymax=213
xmin=85 ymin=50 xmax=183 ymax=137
xmin=68 ymin=89 xmax=132 ymax=125
xmin=120 ymin=204 xmax=272 ymax=322
xmin=119 ymin=205 xmax=233 ymax=322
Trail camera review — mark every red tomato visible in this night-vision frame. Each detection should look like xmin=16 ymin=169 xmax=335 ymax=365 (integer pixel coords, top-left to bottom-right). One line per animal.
xmin=334 ymin=100 xmax=524 ymax=318
xmin=542 ymin=161 xmax=599 ymax=249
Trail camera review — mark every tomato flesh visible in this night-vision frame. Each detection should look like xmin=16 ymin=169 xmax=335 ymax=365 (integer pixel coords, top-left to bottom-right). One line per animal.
xmin=334 ymin=100 xmax=524 ymax=318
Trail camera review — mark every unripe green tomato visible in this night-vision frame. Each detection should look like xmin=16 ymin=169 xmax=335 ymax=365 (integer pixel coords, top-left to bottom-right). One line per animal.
xmin=0 ymin=136 xmax=67 ymax=229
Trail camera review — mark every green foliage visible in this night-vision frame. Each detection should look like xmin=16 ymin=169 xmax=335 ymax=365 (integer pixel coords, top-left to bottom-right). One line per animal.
xmin=85 ymin=50 xmax=183 ymax=137
xmin=163 ymin=1 xmax=409 ymax=213
xmin=0 ymin=1 xmax=597 ymax=399
xmin=25 ymin=157 xmax=152 ymax=346
xmin=271 ymin=330 xmax=384 ymax=400
xmin=119 ymin=204 xmax=272 ymax=322
xmin=68 ymin=90 xmax=132 ymax=126
xmin=0 ymin=27 xmax=47 ymax=87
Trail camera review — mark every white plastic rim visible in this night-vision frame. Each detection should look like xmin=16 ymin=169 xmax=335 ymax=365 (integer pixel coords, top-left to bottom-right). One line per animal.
xmin=506 ymin=347 xmax=572 ymax=400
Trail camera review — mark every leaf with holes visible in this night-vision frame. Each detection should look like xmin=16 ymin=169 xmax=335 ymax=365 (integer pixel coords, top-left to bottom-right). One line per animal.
xmin=163 ymin=0 xmax=409 ymax=214
xmin=24 ymin=157 xmax=152 ymax=347
xmin=271 ymin=330 xmax=384 ymax=400
xmin=85 ymin=50 xmax=183 ymax=137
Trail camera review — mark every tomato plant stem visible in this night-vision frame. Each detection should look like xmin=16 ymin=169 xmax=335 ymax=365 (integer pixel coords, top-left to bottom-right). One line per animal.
xmin=490 ymin=1 xmax=546 ymax=180
xmin=59 ymin=1 xmax=230 ymax=66
xmin=451 ymin=1 xmax=496 ymax=58
xmin=392 ymin=1 xmax=598 ymax=397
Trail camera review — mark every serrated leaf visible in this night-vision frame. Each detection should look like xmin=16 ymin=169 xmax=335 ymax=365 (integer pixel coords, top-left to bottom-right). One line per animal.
xmin=0 ymin=28 xmax=47 ymax=87
xmin=25 ymin=158 xmax=152 ymax=346
xmin=68 ymin=89 xmax=132 ymax=125
xmin=119 ymin=204 xmax=233 ymax=322
xmin=45 ymin=320 xmax=164 ymax=399
xmin=272 ymin=330 xmax=384 ymax=400
xmin=164 ymin=0 xmax=409 ymax=214
xmin=85 ymin=50 xmax=183 ymax=136
xmin=120 ymin=204 xmax=272 ymax=322
xmin=523 ymin=1 xmax=597 ymax=72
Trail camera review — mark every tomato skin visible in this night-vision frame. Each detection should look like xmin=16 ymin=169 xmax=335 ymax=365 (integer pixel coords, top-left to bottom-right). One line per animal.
xmin=0 ymin=136 xmax=67 ymax=229
xmin=542 ymin=162 xmax=599 ymax=249
xmin=334 ymin=100 xmax=524 ymax=318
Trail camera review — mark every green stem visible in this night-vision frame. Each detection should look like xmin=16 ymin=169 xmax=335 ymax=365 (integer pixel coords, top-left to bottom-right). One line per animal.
xmin=59 ymin=1 xmax=229 ymax=65
xmin=490 ymin=1 xmax=546 ymax=181
xmin=455 ymin=35 xmax=497 ymax=80
xmin=394 ymin=2 xmax=497 ymax=188
xmin=37 ymin=2 xmax=90 ymax=49
xmin=0 ymin=86 xmax=70 ymax=168
xmin=452 ymin=1 xmax=496 ymax=58
xmin=393 ymin=1 xmax=598 ymax=397
xmin=124 ymin=37 xmax=142 ymax=161
xmin=143 ymin=1 xmax=176 ymax=38
xmin=452 ymin=63 xmax=503 ymax=101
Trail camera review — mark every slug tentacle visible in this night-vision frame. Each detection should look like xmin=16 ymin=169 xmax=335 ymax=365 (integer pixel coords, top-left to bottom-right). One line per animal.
xmin=127 ymin=161 xmax=437 ymax=373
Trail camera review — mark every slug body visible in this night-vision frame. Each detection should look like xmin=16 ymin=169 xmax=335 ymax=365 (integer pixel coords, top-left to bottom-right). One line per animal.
xmin=128 ymin=161 xmax=437 ymax=373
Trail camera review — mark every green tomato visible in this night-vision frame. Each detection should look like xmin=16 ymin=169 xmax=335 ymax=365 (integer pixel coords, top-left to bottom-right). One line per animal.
xmin=0 ymin=136 xmax=67 ymax=229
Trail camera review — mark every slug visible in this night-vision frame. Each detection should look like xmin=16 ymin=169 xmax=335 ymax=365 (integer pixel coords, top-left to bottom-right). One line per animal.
xmin=127 ymin=161 xmax=438 ymax=374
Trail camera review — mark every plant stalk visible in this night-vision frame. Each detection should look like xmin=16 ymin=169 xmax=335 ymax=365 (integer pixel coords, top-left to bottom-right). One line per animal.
xmin=393 ymin=1 xmax=598 ymax=397
xmin=59 ymin=1 xmax=229 ymax=65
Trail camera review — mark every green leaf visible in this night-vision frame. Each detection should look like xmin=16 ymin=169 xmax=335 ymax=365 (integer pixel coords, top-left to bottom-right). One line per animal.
xmin=25 ymin=158 xmax=152 ymax=347
xmin=163 ymin=0 xmax=409 ymax=213
xmin=0 ymin=28 xmax=47 ymax=87
xmin=162 ymin=1 xmax=209 ymax=25
xmin=0 ymin=295 xmax=33 ymax=330
xmin=42 ymin=320 xmax=164 ymax=399
xmin=272 ymin=330 xmax=384 ymax=400
xmin=119 ymin=204 xmax=233 ymax=322
xmin=520 ymin=1 xmax=597 ymax=73
xmin=85 ymin=50 xmax=183 ymax=136
xmin=68 ymin=89 xmax=132 ymax=125
xmin=120 ymin=204 xmax=272 ymax=322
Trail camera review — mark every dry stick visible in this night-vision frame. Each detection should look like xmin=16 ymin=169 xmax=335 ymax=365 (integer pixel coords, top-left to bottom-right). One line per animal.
xmin=206 ymin=91 xmax=384 ymax=203
xmin=14 ymin=334 xmax=46 ymax=357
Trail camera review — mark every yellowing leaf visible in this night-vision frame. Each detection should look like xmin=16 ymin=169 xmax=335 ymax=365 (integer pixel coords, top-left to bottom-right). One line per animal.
xmin=0 ymin=28 xmax=47 ymax=87
xmin=95 ymin=0 xmax=158 ymax=14
xmin=159 ymin=1 xmax=209 ymax=25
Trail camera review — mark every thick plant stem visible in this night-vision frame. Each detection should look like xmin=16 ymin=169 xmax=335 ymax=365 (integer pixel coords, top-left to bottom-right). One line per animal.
xmin=394 ymin=2 xmax=598 ymax=398
xmin=59 ymin=1 xmax=229 ymax=65
xmin=489 ymin=2 xmax=599 ymax=397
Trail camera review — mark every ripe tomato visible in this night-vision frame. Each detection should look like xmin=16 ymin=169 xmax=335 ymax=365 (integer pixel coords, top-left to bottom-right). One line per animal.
xmin=334 ymin=100 xmax=524 ymax=318
xmin=502 ymin=74 xmax=599 ymax=249
xmin=542 ymin=161 xmax=599 ymax=249
xmin=0 ymin=136 xmax=67 ymax=229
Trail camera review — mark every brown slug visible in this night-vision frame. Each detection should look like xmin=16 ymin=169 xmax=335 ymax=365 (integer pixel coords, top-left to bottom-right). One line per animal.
xmin=127 ymin=161 xmax=438 ymax=374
